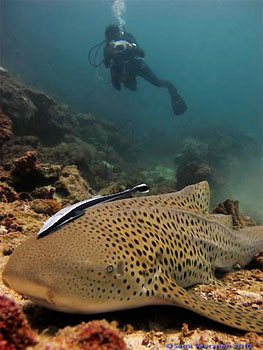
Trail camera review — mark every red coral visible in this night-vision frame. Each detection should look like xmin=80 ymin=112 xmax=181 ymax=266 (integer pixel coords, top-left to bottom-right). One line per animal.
xmin=0 ymin=296 xmax=37 ymax=350
xmin=53 ymin=320 xmax=126 ymax=350
xmin=0 ymin=111 xmax=13 ymax=145
xmin=67 ymin=321 xmax=127 ymax=350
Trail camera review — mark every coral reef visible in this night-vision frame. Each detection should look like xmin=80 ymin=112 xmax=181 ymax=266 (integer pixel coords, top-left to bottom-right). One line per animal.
xmin=0 ymin=111 xmax=13 ymax=146
xmin=0 ymin=70 xmax=262 ymax=350
xmin=1 ymin=150 xmax=92 ymax=205
xmin=0 ymin=295 xmax=37 ymax=350
xmin=0 ymin=71 xmax=142 ymax=191
xmin=174 ymin=138 xmax=223 ymax=190
xmin=5 ymin=151 xmax=57 ymax=193
xmin=0 ymin=70 xmax=71 ymax=145
xmin=0 ymin=136 xmax=40 ymax=164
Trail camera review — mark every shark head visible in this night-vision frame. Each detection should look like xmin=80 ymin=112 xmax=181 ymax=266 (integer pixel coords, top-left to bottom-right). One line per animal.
xmin=2 ymin=223 xmax=157 ymax=313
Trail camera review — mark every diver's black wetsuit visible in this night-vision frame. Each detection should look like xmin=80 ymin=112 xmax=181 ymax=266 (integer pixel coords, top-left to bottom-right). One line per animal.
xmin=103 ymin=30 xmax=187 ymax=115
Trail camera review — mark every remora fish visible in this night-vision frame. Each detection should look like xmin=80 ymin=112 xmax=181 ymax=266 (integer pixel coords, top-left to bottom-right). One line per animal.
xmin=2 ymin=181 xmax=263 ymax=332
xmin=37 ymin=183 xmax=149 ymax=237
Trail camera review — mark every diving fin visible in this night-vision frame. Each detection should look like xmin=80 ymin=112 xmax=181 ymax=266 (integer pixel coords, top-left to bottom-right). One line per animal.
xmin=169 ymin=88 xmax=187 ymax=115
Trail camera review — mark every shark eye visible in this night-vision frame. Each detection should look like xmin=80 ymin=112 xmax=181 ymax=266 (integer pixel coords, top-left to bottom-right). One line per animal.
xmin=106 ymin=265 xmax=114 ymax=273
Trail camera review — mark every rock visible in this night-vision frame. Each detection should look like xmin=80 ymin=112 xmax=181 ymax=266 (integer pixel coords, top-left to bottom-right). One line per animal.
xmin=0 ymin=182 xmax=19 ymax=203
xmin=29 ymin=199 xmax=61 ymax=216
xmin=174 ymin=138 xmax=223 ymax=190
xmin=1 ymin=151 xmax=93 ymax=206
xmin=31 ymin=185 xmax=56 ymax=199
xmin=176 ymin=159 xmax=216 ymax=190
xmin=175 ymin=138 xmax=209 ymax=163
xmin=0 ymin=135 xmax=40 ymax=165
xmin=13 ymin=151 xmax=44 ymax=178
xmin=0 ymin=72 xmax=146 ymax=192
xmin=98 ymin=182 xmax=126 ymax=195
xmin=10 ymin=151 xmax=46 ymax=192
xmin=211 ymin=199 xmax=256 ymax=228
xmin=40 ymin=139 xmax=95 ymax=178
xmin=0 ymin=70 xmax=71 ymax=145
xmin=0 ymin=211 xmax=23 ymax=234
xmin=0 ymin=71 xmax=37 ymax=130
xmin=7 ymin=152 xmax=61 ymax=194
xmin=56 ymin=165 xmax=93 ymax=202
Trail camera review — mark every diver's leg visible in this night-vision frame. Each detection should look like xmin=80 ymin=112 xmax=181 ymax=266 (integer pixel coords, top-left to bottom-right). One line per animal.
xmin=124 ymin=75 xmax=137 ymax=91
xmin=111 ymin=66 xmax=122 ymax=91
xmin=137 ymin=60 xmax=187 ymax=115
xmin=123 ymin=61 xmax=137 ymax=91
xmin=125 ymin=79 xmax=137 ymax=91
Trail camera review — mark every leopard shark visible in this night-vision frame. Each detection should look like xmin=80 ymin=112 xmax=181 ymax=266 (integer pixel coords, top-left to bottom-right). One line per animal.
xmin=2 ymin=181 xmax=263 ymax=332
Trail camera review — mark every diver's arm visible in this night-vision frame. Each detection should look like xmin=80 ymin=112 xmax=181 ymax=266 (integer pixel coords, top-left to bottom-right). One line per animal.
xmin=134 ymin=47 xmax=145 ymax=57
xmin=103 ymin=45 xmax=113 ymax=68
xmin=124 ymin=32 xmax=145 ymax=58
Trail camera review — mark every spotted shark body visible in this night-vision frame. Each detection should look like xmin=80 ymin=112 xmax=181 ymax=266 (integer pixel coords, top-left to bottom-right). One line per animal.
xmin=2 ymin=181 xmax=263 ymax=332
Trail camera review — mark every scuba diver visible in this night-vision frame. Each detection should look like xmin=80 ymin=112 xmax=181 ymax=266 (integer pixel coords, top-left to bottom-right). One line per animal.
xmin=103 ymin=24 xmax=187 ymax=115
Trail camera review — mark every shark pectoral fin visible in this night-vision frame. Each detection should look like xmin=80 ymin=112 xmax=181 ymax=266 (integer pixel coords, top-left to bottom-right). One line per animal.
xmin=159 ymin=276 xmax=263 ymax=333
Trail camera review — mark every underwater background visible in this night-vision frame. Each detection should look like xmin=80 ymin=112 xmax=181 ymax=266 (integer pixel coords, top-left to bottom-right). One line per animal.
xmin=1 ymin=0 xmax=262 ymax=220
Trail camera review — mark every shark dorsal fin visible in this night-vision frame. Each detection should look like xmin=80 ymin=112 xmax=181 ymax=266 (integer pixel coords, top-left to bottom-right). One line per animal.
xmin=159 ymin=181 xmax=210 ymax=213
xmin=98 ymin=181 xmax=210 ymax=214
